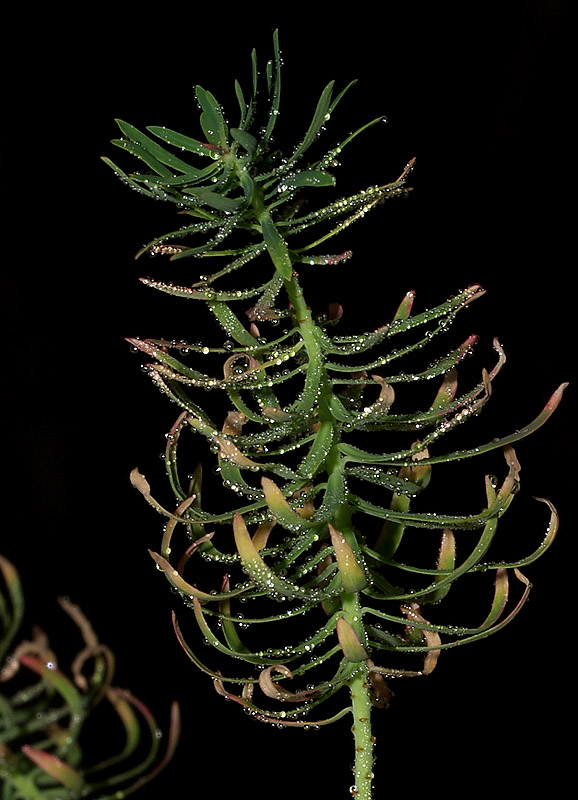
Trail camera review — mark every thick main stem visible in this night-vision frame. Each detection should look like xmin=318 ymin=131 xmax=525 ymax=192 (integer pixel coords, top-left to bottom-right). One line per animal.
xmin=342 ymin=592 xmax=375 ymax=800
xmin=349 ymin=664 xmax=375 ymax=800
xmin=266 ymin=229 xmax=376 ymax=798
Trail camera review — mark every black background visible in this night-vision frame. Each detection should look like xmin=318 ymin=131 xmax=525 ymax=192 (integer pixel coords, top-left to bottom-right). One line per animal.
xmin=2 ymin=2 xmax=574 ymax=797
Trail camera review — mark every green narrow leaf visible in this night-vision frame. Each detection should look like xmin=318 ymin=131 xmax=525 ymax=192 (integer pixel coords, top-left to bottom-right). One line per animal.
xmin=116 ymin=119 xmax=200 ymax=174
xmin=339 ymin=383 xmax=567 ymax=468
xmin=230 ymin=127 xmax=258 ymax=155
xmin=239 ymin=46 xmax=258 ymax=134
xmin=238 ymin=168 xmax=255 ymax=203
xmin=186 ymin=188 xmax=245 ymax=212
xmin=327 ymin=393 xmax=354 ymax=422
xmin=233 ymin=512 xmax=321 ymax=601
xmin=111 ymin=137 xmax=174 ymax=177
xmin=126 ymin=338 xmax=212 ymax=383
xmin=313 ymin=465 xmax=347 ymax=522
xmin=148 ymin=125 xmax=217 ymax=157
xmin=139 ymin=159 xmax=222 ymax=187
xmin=260 ymin=213 xmax=293 ymax=279
xmin=101 ymin=156 xmax=156 ymax=197
xmin=207 ymin=300 xmax=259 ymax=347
xmin=327 ymin=79 xmax=357 ymax=115
xmin=149 ymin=550 xmax=245 ymax=603
xmin=375 ymin=569 xmax=533 ymax=653
xmin=234 ymin=80 xmax=248 ymax=128
xmin=290 ymin=81 xmax=334 ymax=163
xmin=196 ymin=85 xmax=228 ymax=148
xmin=346 ymin=465 xmax=422 ymax=494
xmin=282 ymin=170 xmax=336 ymax=189
xmin=172 ymin=610 xmax=254 ymax=682
xmin=473 ymin=496 xmax=559 ymax=571
xmin=422 ymin=383 xmax=569 ymax=466
xmin=298 ymin=420 xmax=334 ymax=478
xmin=476 ymin=568 xmax=510 ymax=631
xmin=263 ymin=28 xmax=282 ymax=142
xmin=374 ymin=455 xmax=431 ymax=557
xmin=317 ymin=114 xmax=384 ymax=174
xmin=220 ymin=577 xmax=252 ymax=655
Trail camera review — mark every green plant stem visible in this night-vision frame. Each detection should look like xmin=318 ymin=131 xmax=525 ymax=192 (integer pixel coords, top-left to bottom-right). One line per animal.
xmin=349 ymin=665 xmax=374 ymax=800
xmin=342 ymin=592 xmax=374 ymax=800
xmin=282 ymin=267 xmax=377 ymax=796
xmin=269 ymin=216 xmax=377 ymax=797
xmin=282 ymin=273 xmax=320 ymax=355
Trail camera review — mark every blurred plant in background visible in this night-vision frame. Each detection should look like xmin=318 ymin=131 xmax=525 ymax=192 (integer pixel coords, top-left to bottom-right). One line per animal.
xmin=105 ymin=30 xmax=565 ymax=800
xmin=0 ymin=554 xmax=179 ymax=799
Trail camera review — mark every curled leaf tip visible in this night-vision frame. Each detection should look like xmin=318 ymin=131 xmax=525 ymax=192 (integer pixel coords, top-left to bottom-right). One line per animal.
xmin=401 ymin=604 xmax=441 ymax=674
xmin=130 ymin=467 xmax=151 ymax=497
xmin=513 ymin=568 xmax=531 ymax=589
xmin=547 ymin=382 xmax=569 ymax=410
xmin=259 ymin=664 xmax=318 ymax=702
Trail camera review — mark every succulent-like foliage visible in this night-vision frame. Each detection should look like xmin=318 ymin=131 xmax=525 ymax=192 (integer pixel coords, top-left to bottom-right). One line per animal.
xmin=107 ymin=31 xmax=565 ymax=799
xmin=0 ymin=555 xmax=179 ymax=799
xmin=103 ymin=30 xmax=411 ymax=277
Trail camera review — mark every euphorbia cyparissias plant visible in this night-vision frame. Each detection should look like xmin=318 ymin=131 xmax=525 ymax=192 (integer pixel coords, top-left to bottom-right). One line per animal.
xmin=105 ymin=31 xmax=565 ymax=800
